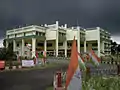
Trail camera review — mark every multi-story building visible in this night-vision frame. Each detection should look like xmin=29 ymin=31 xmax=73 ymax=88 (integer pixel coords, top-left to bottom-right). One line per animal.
xmin=66 ymin=26 xmax=86 ymax=57
xmin=86 ymin=27 xmax=111 ymax=57
xmin=5 ymin=21 xmax=111 ymax=58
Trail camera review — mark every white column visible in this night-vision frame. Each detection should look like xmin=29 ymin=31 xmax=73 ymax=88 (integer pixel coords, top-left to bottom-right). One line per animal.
xmin=13 ymin=40 xmax=16 ymax=52
xmin=97 ymin=29 xmax=100 ymax=57
xmin=64 ymin=40 xmax=67 ymax=57
xmin=6 ymin=40 xmax=8 ymax=48
xmin=97 ymin=40 xmax=100 ymax=57
xmin=77 ymin=26 xmax=80 ymax=53
xmin=84 ymin=41 xmax=86 ymax=52
xmin=22 ymin=39 xmax=25 ymax=56
xmin=32 ymin=38 xmax=36 ymax=58
xmin=44 ymin=40 xmax=47 ymax=52
xmin=56 ymin=34 xmax=58 ymax=57
xmin=102 ymin=41 xmax=104 ymax=53
xmin=56 ymin=21 xmax=59 ymax=57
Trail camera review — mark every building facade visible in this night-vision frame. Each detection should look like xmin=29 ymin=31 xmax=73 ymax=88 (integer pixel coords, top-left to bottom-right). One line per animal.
xmin=86 ymin=27 xmax=111 ymax=57
xmin=5 ymin=21 xmax=111 ymax=58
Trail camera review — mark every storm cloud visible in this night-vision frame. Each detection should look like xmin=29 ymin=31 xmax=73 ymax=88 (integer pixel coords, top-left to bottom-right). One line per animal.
xmin=0 ymin=0 xmax=120 ymax=39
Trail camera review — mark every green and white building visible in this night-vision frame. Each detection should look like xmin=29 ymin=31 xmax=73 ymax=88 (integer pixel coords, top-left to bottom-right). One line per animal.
xmin=5 ymin=21 xmax=111 ymax=58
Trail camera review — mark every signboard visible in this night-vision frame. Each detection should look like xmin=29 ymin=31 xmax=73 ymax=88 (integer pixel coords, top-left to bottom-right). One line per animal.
xmin=0 ymin=61 xmax=5 ymax=69
xmin=22 ymin=60 xmax=34 ymax=67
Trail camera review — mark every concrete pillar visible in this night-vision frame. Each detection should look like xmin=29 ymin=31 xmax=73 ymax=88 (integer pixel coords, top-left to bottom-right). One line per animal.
xmin=22 ymin=39 xmax=25 ymax=56
xmin=13 ymin=40 xmax=16 ymax=52
xmin=32 ymin=38 xmax=36 ymax=58
xmin=97 ymin=40 xmax=100 ymax=57
xmin=56 ymin=21 xmax=59 ymax=57
xmin=64 ymin=40 xmax=67 ymax=57
xmin=97 ymin=28 xmax=100 ymax=57
xmin=102 ymin=41 xmax=104 ymax=53
xmin=44 ymin=40 xmax=47 ymax=52
xmin=56 ymin=36 xmax=58 ymax=57
xmin=77 ymin=26 xmax=80 ymax=53
xmin=84 ymin=41 xmax=86 ymax=52
xmin=6 ymin=40 xmax=8 ymax=48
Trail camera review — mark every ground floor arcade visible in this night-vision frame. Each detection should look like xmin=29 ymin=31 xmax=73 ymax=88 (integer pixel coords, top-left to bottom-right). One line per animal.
xmin=5 ymin=37 xmax=107 ymax=58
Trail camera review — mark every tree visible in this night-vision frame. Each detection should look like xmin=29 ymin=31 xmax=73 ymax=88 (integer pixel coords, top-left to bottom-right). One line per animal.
xmin=0 ymin=41 xmax=16 ymax=61
xmin=117 ymin=44 xmax=120 ymax=53
xmin=3 ymin=39 xmax=6 ymax=48
xmin=111 ymin=41 xmax=118 ymax=55
xmin=117 ymin=44 xmax=120 ymax=59
xmin=0 ymin=48 xmax=7 ymax=60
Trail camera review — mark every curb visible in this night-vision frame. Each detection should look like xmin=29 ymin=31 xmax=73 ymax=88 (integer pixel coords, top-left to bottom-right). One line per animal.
xmin=0 ymin=65 xmax=23 ymax=71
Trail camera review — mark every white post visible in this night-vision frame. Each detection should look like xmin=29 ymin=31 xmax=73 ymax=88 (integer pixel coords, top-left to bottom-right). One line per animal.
xmin=98 ymin=40 xmax=100 ymax=57
xmin=102 ymin=41 xmax=104 ymax=53
xmin=84 ymin=41 xmax=86 ymax=53
xmin=97 ymin=28 xmax=101 ymax=57
xmin=13 ymin=40 xmax=16 ymax=52
xmin=32 ymin=38 xmax=36 ymax=58
xmin=44 ymin=40 xmax=47 ymax=52
xmin=22 ymin=39 xmax=25 ymax=56
xmin=64 ymin=40 xmax=67 ymax=57
xmin=56 ymin=21 xmax=59 ymax=57
xmin=6 ymin=40 xmax=8 ymax=48
xmin=77 ymin=26 xmax=80 ymax=53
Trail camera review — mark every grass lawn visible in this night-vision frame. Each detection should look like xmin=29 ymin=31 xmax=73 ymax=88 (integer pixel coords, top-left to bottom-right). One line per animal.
xmin=46 ymin=76 xmax=120 ymax=90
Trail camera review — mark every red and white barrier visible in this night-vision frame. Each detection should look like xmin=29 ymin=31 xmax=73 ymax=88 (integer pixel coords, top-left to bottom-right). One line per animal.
xmin=0 ymin=61 xmax=5 ymax=69
xmin=53 ymin=71 xmax=65 ymax=90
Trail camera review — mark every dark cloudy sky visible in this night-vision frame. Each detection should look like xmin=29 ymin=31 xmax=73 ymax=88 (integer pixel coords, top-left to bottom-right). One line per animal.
xmin=0 ymin=0 xmax=120 ymax=43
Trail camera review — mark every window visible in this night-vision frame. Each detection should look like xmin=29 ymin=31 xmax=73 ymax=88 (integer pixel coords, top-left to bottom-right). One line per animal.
xmin=80 ymin=44 xmax=84 ymax=47
xmin=86 ymin=44 xmax=88 ymax=47
xmin=7 ymin=35 xmax=9 ymax=38
xmin=24 ymin=33 xmax=25 ymax=36
xmin=47 ymin=43 xmax=52 ymax=47
xmin=25 ymin=43 xmax=27 ymax=46
xmin=37 ymin=43 xmax=44 ymax=46
xmin=92 ymin=48 xmax=98 ymax=50
xmin=43 ymin=33 xmax=45 ymax=36
xmin=67 ymin=43 xmax=72 ymax=47
xmin=92 ymin=43 xmax=98 ymax=46
xmin=58 ymin=43 xmax=63 ymax=46
xmin=17 ymin=43 xmax=19 ymax=47
xmin=36 ymin=31 xmax=39 ymax=35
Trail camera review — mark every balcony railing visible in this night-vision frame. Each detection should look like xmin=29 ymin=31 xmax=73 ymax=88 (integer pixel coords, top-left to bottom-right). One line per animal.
xmin=6 ymin=35 xmax=46 ymax=41
xmin=6 ymin=25 xmax=46 ymax=35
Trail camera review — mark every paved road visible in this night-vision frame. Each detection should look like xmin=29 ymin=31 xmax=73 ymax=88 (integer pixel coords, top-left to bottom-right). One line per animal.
xmin=0 ymin=64 xmax=68 ymax=90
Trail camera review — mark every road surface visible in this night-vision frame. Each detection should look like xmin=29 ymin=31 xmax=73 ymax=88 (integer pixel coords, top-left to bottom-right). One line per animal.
xmin=0 ymin=64 xmax=68 ymax=90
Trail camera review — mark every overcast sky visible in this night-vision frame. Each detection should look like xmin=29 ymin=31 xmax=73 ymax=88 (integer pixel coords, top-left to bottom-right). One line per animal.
xmin=0 ymin=0 xmax=120 ymax=46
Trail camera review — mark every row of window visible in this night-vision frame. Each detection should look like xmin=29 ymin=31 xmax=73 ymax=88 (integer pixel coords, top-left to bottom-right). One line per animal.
xmin=37 ymin=43 xmax=63 ymax=47
xmin=36 ymin=31 xmax=45 ymax=36
xmin=7 ymin=31 xmax=46 ymax=38
xmin=16 ymin=42 xmax=100 ymax=48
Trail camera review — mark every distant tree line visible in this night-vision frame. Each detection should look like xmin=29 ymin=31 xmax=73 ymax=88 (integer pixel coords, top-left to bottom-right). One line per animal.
xmin=111 ymin=40 xmax=120 ymax=56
